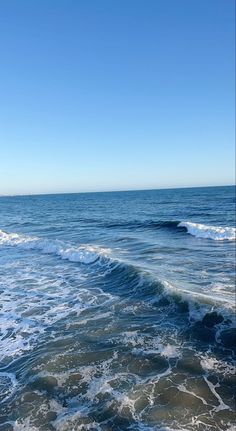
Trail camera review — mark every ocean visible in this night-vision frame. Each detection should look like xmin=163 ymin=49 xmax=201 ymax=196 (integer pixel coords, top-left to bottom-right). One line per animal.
xmin=0 ymin=185 xmax=235 ymax=431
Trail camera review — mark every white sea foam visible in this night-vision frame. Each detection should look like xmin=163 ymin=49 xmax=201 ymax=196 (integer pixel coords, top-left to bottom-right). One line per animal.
xmin=160 ymin=344 xmax=179 ymax=358
xmin=0 ymin=372 xmax=18 ymax=403
xmin=122 ymin=331 xmax=180 ymax=359
xmin=0 ymin=280 xmax=115 ymax=364
xmin=0 ymin=248 xmax=116 ymax=365
xmin=13 ymin=420 xmax=40 ymax=431
xmin=0 ymin=229 xmax=108 ymax=264
xmin=201 ymin=356 xmax=236 ymax=376
xmin=178 ymin=221 xmax=236 ymax=241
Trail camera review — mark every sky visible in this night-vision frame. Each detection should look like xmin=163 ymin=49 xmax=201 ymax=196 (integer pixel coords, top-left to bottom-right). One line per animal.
xmin=0 ymin=0 xmax=235 ymax=195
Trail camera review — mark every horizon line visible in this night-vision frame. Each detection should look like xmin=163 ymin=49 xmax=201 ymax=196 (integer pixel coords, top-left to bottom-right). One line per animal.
xmin=0 ymin=184 xmax=234 ymax=198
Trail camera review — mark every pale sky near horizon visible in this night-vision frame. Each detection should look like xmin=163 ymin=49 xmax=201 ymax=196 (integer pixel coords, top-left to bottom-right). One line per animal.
xmin=0 ymin=0 xmax=235 ymax=195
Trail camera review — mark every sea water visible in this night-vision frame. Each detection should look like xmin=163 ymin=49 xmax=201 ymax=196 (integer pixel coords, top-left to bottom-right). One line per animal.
xmin=0 ymin=186 xmax=235 ymax=430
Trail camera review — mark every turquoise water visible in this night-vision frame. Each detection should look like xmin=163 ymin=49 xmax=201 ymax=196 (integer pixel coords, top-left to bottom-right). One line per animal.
xmin=0 ymin=186 xmax=235 ymax=430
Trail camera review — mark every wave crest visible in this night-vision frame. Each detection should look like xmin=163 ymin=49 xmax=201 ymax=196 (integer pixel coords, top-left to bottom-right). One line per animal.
xmin=178 ymin=222 xmax=236 ymax=241
xmin=0 ymin=229 xmax=107 ymax=264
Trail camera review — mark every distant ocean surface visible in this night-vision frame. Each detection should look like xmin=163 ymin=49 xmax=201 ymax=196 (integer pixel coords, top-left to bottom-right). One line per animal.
xmin=0 ymin=186 xmax=235 ymax=431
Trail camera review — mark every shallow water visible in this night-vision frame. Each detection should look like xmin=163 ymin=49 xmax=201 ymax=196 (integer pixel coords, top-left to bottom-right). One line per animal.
xmin=0 ymin=186 xmax=235 ymax=430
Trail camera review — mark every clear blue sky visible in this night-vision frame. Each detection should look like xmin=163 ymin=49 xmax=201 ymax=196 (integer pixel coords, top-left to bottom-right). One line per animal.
xmin=0 ymin=0 xmax=235 ymax=195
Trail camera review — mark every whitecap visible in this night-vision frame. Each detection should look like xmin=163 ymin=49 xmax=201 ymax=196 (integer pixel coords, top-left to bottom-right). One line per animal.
xmin=178 ymin=222 xmax=236 ymax=241
xmin=0 ymin=229 xmax=109 ymax=264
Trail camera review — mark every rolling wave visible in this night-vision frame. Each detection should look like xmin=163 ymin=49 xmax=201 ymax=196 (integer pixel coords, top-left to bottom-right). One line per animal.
xmin=0 ymin=228 xmax=235 ymax=320
xmin=5 ymin=218 xmax=234 ymax=243
xmin=0 ymin=229 xmax=108 ymax=264
xmin=103 ymin=219 xmax=236 ymax=241
xmin=179 ymin=221 xmax=236 ymax=241
xmin=0 ymin=228 xmax=235 ymax=379
xmin=103 ymin=220 xmax=180 ymax=230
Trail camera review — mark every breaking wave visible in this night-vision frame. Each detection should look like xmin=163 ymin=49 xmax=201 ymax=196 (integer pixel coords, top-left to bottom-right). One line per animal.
xmin=0 ymin=228 xmax=235 ymax=339
xmin=0 ymin=228 xmax=235 ymax=312
xmin=178 ymin=221 xmax=236 ymax=241
xmin=0 ymin=229 xmax=108 ymax=264
xmin=102 ymin=219 xmax=236 ymax=241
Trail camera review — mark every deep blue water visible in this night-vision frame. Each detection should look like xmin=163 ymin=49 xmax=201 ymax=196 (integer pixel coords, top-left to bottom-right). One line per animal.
xmin=0 ymin=186 xmax=235 ymax=430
